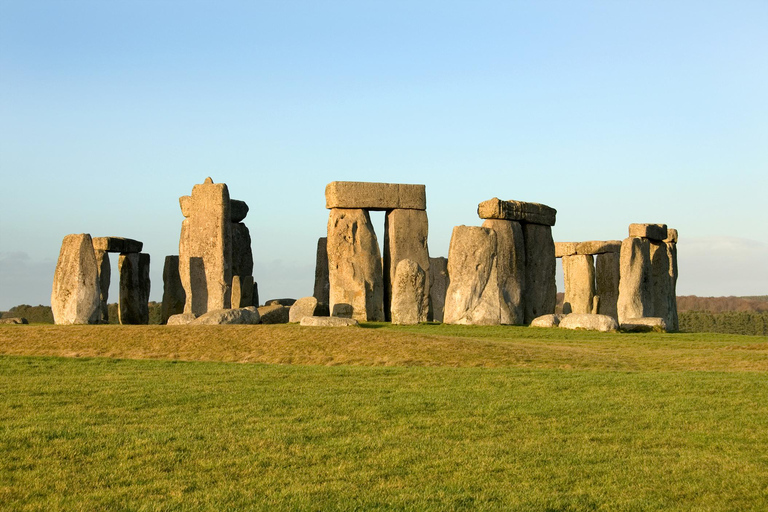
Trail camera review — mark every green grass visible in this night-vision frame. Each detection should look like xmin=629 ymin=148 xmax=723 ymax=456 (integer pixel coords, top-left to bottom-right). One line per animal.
xmin=1 ymin=325 xmax=768 ymax=510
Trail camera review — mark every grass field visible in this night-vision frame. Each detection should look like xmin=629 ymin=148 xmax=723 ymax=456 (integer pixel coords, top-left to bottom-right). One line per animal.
xmin=2 ymin=324 xmax=768 ymax=510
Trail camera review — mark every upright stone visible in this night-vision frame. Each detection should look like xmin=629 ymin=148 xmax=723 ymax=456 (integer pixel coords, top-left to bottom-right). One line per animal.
xmin=390 ymin=259 xmax=427 ymax=325
xmin=617 ymin=237 xmax=653 ymax=324
xmin=595 ymin=252 xmax=620 ymax=319
xmin=51 ymin=234 xmax=101 ymax=325
xmin=562 ymin=254 xmax=595 ymax=315
xmin=384 ymin=209 xmax=430 ymax=321
xmin=118 ymin=253 xmax=150 ymax=325
xmin=482 ymin=219 xmax=525 ymax=324
xmin=161 ymin=255 xmax=185 ymax=324
xmin=523 ymin=223 xmax=557 ymax=323
xmin=231 ymin=222 xmax=253 ymax=278
xmin=665 ymin=229 xmax=679 ymax=331
xmin=178 ymin=178 xmax=232 ymax=316
xmin=231 ymin=275 xmax=254 ymax=308
xmin=428 ymin=257 xmax=449 ymax=322
xmin=327 ymin=208 xmax=384 ymax=322
xmin=94 ymin=249 xmax=111 ymax=323
xmin=313 ymin=237 xmax=330 ymax=305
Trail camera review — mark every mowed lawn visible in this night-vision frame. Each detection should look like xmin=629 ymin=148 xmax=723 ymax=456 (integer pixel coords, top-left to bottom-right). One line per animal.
xmin=1 ymin=325 xmax=768 ymax=511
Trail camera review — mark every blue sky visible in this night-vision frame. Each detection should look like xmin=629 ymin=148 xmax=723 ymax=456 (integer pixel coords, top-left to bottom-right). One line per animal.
xmin=1 ymin=0 xmax=766 ymax=310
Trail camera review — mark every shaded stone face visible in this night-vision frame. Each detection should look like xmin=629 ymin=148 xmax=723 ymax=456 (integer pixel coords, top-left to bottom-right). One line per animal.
xmin=326 ymin=208 xmax=384 ymax=322
xmin=628 ymin=223 xmax=668 ymax=241
xmin=231 ymin=222 xmax=253 ymax=278
xmin=313 ymin=237 xmax=330 ymax=305
xmin=384 ymin=209 xmax=430 ymax=321
xmin=617 ymin=237 xmax=653 ymax=324
xmin=522 ymin=223 xmax=557 ymax=323
xmin=477 ymin=198 xmax=557 ymax=226
xmin=390 ymin=259 xmax=427 ymax=325
xmin=94 ymin=249 xmax=111 ymax=323
xmin=428 ymin=256 xmax=449 ymax=322
xmin=118 ymin=253 xmax=150 ymax=325
xmin=595 ymin=252 xmax=620 ymax=319
xmin=482 ymin=219 xmax=525 ymax=325
xmin=92 ymin=237 xmax=143 ymax=254
xmin=51 ymin=233 xmax=101 ymax=325
xmin=231 ymin=275 xmax=254 ymax=308
xmin=325 ymin=181 xmax=426 ymax=210
xmin=161 ymin=255 xmax=185 ymax=324
xmin=562 ymin=254 xmax=595 ymax=315
xmin=666 ymin=241 xmax=679 ymax=332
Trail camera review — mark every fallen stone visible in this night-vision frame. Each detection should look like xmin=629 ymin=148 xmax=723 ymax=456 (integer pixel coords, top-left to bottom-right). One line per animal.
xmin=428 ymin=256 xmax=449 ymax=322
xmin=555 ymin=242 xmax=578 ymax=258
xmin=231 ymin=275 xmax=255 ymax=308
xmin=620 ymin=317 xmax=668 ymax=332
xmin=313 ymin=237 xmax=330 ymax=305
xmin=258 ymin=304 xmax=290 ymax=324
xmin=95 ymin=249 xmax=111 ymax=323
xmin=482 ymin=218 xmax=525 ymax=325
xmin=523 ymin=223 xmax=557 ymax=323
xmin=325 ymin=181 xmax=426 ymax=210
xmin=559 ymin=314 xmax=618 ymax=332
xmin=289 ymin=296 xmax=322 ymax=323
xmin=384 ymin=209 xmax=429 ymax=321
xmin=51 ymin=233 xmax=101 ymax=325
xmin=390 ymin=259 xmax=427 ymax=325
xmin=562 ymin=254 xmax=595 ymax=315
xmin=595 ymin=252 xmax=620 ymax=319
xmin=477 ymin=198 xmax=557 ymax=226
xmin=628 ymin=223 xmax=668 ymax=241
xmin=530 ymin=314 xmax=564 ymax=328
xmin=265 ymin=298 xmax=296 ymax=307
xmin=161 ymin=255 xmax=185 ymax=324
xmin=300 ymin=316 xmax=359 ymax=327
xmin=167 ymin=313 xmax=197 ymax=325
xmin=230 ymin=199 xmax=249 ymax=223
xmin=576 ymin=240 xmax=622 ymax=255
xmin=192 ymin=308 xmax=260 ymax=325
xmin=0 ymin=317 xmax=28 ymax=324
xmin=617 ymin=237 xmax=653 ymax=324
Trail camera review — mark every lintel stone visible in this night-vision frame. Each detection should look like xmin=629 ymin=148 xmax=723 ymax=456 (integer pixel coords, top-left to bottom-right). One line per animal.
xmin=628 ymin=223 xmax=668 ymax=241
xmin=477 ymin=198 xmax=556 ymax=226
xmin=93 ymin=237 xmax=143 ymax=253
xmin=664 ymin=228 xmax=678 ymax=244
xmin=555 ymin=242 xmax=577 ymax=258
xmin=325 ymin=181 xmax=426 ymax=210
xmin=576 ymin=240 xmax=622 ymax=255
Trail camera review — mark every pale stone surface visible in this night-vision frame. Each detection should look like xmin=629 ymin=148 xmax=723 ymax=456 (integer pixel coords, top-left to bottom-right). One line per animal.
xmin=0 ymin=317 xmax=28 ymax=324
xmin=559 ymin=313 xmax=618 ymax=332
xmin=51 ymin=234 xmax=101 ymax=325
xmin=161 ymin=255 xmax=185 ymax=324
xmin=666 ymin=240 xmax=679 ymax=332
xmin=628 ymin=223 xmax=668 ymax=241
xmin=617 ymin=237 xmax=653 ymax=324
xmin=231 ymin=222 xmax=253 ymax=278
xmin=384 ymin=209 xmax=429 ymax=320
xmin=595 ymin=252 xmax=620 ymax=319
xmin=92 ymin=237 xmax=143 ymax=253
xmin=530 ymin=314 xmax=564 ymax=328
xmin=576 ymin=240 xmax=622 ymax=255
xmin=620 ymin=317 xmax=668 ymax=332
xmin=289 ymin=296 xmax=321 ymax=323
xmin=230 ymin=199 xmax=249 ymax=223
xmin=325 ymin=181 xmax=426 ymax=210
xmin=562 ymin=254 xmax=595 ymax=315
xmin=118 ymin=253 xmax=150 ymax=325
xmin=167 ymin=313 xmax=196 ymax=325
xmin=428 ymin=256 xmax=449 ymax=322
xmin=313 ymin=237 xmax=330 ymax=305
xmin=390 ymin=259 xmax=427 ymax=325
xmin=327 ymin=208 xmax=384 ymax=322
xmin=300 ymin=316 xmax=359 ymax=327
xmin=179 ymin=178 xmax=232 ymax=316
xmin=231 ymin=275 xmax=254 ymax=308
xmin=523 ymin=223 xmax=557 ymax=323
xmin=95 ymin=249 xmax=110 ymax=323
xmin=265 ymin=298 xmax=296 ymax=306
xmin=258 ymin=304 xmax=290 ymax=324
xmin=665 ymin=228 xmax=678 ymax=244
xmin=482 ymin=219 xmax=525 ymax=325
xmin=179 ymin=196 xmax=192 ymax=217
xmin=191 ymin=308 xmax=260 ymax=325
xmin=555 ymin=242 xmax=578 ymax=258
xmin=477 ymin=198 xmax=557 ymax=226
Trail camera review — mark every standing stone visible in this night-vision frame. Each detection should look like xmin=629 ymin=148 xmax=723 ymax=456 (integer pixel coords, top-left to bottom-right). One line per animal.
xmin=231 ymin=222 xmax=253 ymax=278
xmin=617 ymin=237 xmax=653 ymax=324
xmin=118 ymin=253 xmax=150 ymax=325
xmin=562 ymin=254 xmax=595 ymax=315
xmin=231 ymin=275 xmax=254 ymax=308
xmin=595 ymin=252 xmax=620 ymax=319
xmin=523 ymin=223 xmax=557 ymax=323
xmin=313 ymin=237 xmax=330 ymax=305
xmin=327 ymin=208 xmax=384 ymax=322
xmin=94 ymin=249 xmax=111 ymax=323
xmin=666 ymin=236 xmax=679 ymax=332
xmin=51 ymin=234 xmax=101 ymax=325
xmin=390 ymin=259 xmax=427 ymax=325
xmin=179 ymin=178 xmax=232 ymax=316
xmin=650 ymin=241 xmax=675 ymax=330
xmin=383 ymin=209 xmax=430 ymax=321
xmin=482 ymin=219 xmax=525 ymax=324
xmin=428 ymin=257 xmax=449 ymax=322
xmin=161 ymin=255 xmax=185 ymax=324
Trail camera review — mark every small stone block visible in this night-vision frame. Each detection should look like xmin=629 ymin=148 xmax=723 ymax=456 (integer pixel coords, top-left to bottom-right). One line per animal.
xmin=477 ymin=198 xmax=556 ymax=226
xmin=325 ymin=181 xmax=426 ymax=210
xmin=555 ymin=242 xmax=577 ymax=258
xmin=628 ymin=223 xmax=668 ymax=241
xmin=93 ymin=237 xmax=143 ymax=253
xmin=576 ymin=240 xmax=622 ymax=255
xmin=300 ymin=316 xmax=359 ymax=327
xmin=664 ymin=229 xmax=678 ymax=244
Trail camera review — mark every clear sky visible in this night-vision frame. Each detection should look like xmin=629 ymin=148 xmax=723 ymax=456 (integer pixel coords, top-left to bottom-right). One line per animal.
xmin=1 ymin=0 xmax=766 ymax=310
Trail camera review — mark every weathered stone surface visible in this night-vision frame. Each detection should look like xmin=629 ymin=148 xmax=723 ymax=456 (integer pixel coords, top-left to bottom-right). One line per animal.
xmin=665 ymin=228 xmax=678 ymax=244
xmin=595 ymin=252 xmax=620 ymax=319
xmin=257 ymin=304 xmax=290 ymax=324
xmin=167 ymin=313 xmax=196 ymax=325
xmin=51 ymin=234 xmax=101 ymax=325
xmin=327 ymin=208 xmax=384 ymax=322
xmin=265 ymin=298 xmax=296 ymax=307
xmin=179 ymin=196 xmax=192 ymax=217
xmin=477 ymin=198 xmax=557 ymax=226
xmin=620 ymin=317 xmax=668 ymax=332
xmin=95 ymin=249 xmax=110 ymax=323
xmin=666 ymin=240 xmax=679 ymax=332
xmin=523 ymin=223 xmax=557 ymax=323
xmin=118 ymin=253 xmax=150 ymax=325
xmin=332 ymin=303 xmax=353 ymax=318
xmin=325 ymin=181 xmax=426 ymax=210
xmin=192 ymin=308 xmax=260 ymax=325
xmin=390 ymin=259 xmax=427 ymax=325
xmin=0 ymin=317 xmax=28 ymax=324
xmin=562 ymin=254 xmax=595 ymax=315
xmin=617 ymin=237 xmax=653 ymax=324
xmin=555 ymin=242 xmax=578 ymax=258
xmin=231 ymin=222 xmax=253 ymax=278
xmin=576 ymin=240 xmax=621 ymax=255
xmin=628 ymin=223 xmax=668 ymax=241
xmin=161 ymin=255 xmax=185 ymax=324
xmin=384 ymin=209 xmax=429 ymax=321
xmin=482 ymin=219 xmax=525 ymax=325
xmin=231 ymin=275 xmax=255 ymax=308
xmin=530 ymin=314 xmax=564 ymax=328
xmin=300 ymin=316 xmax=359 ymax=327
xmin=559 ymin=313 xmax=618 ymax=332
xmin=650 ymin=241 xmax=674 ymax=331
xmin=428 ymin=257 xmax=449 ymax=322
xmin=313 ymin=237 xmax=330 ymax=305
xmin=92 ymin=237 xmax=143 ymax=253
xmin=230 ymin=199 xmax=249 ymax=223
xmin=289 ymin=296 xmax=322 ymax=323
